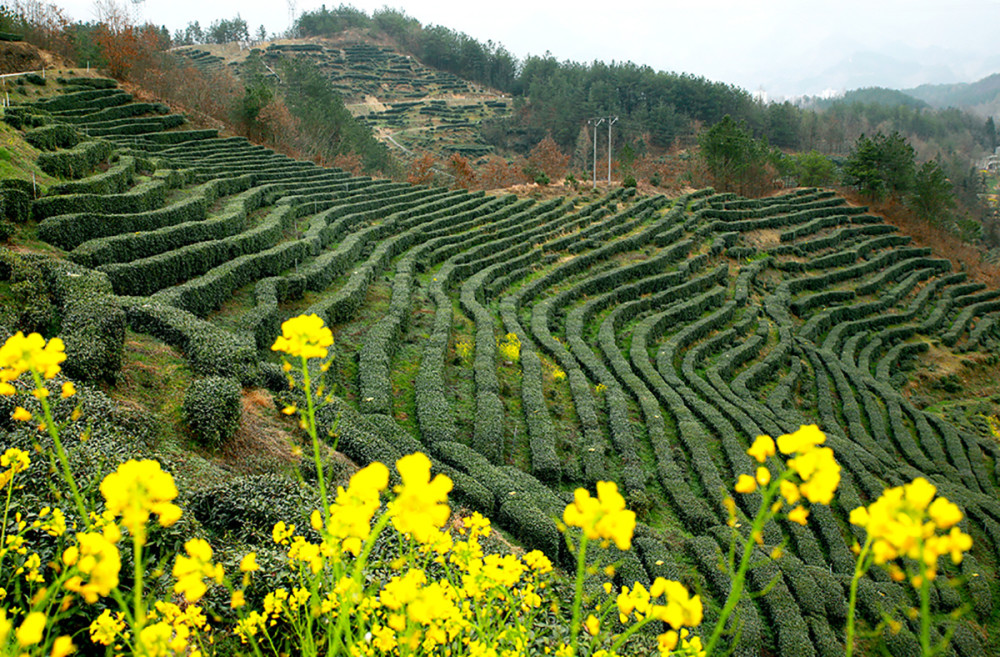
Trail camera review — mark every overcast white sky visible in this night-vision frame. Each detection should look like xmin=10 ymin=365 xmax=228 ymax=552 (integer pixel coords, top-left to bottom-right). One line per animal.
xmin=50 ymin=0 xmax=1000 ymax=98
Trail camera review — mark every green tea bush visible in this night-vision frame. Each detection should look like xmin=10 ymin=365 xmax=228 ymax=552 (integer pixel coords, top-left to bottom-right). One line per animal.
xmin=182 ymin=376 xmax=243 ymax=449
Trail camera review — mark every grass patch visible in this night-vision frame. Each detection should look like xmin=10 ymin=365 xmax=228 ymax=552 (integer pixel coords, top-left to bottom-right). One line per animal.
xmin=108 ymin=330 xmax=193 ymax=452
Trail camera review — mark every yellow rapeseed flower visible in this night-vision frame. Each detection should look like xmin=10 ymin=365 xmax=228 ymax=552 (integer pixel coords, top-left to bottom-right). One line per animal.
xmin=850 ymin=477 xmax=973 ymax=580
xmin=562 ymin=480 xmax=636 ymax=549
xmin=1 ymin=448 xmax=30 ymax=474
xmin=390 ymin=453 xmax=453 ymax=544
xmin=271 ymin=314 xmax=334 ymax=360
xmin=11 ymin=406 xmax=31 ymax=422
xmin=89 ymin=610 xmax=125 ymax=646
xmin=928 ymin=496 xmax=963 ymax=529
xmin=788 ymin=446 xmax=840 ymax=504
xmin=317 ymin=461 xmax=389 ymax=555
xmin=51 ymin=635 xmax=75 ymax=657
xmin=0 ymin=331 xmax=66 ymax=381
xmin=776 ymin=424 xmax=825 ymax=455
xmin=747 ymin=434 xmax=775 ymax=463
xmin=62 ymin=532 xmax=121 ymax=603
xmin=16 ymin=611 xmax=45 ymax=646
xmin=239 ymin=552 xmax=259 ymax=572
xmin=100 ymin=460 xmax=182 ymax=544
xmin=173 ymin=538 xmax=224 ymax=603
xmin=788 ymin=506 xmax=810 ymax=525
xmin=734 ymin=474 xmax=757 ymax=494
xmin=779 ymin=480 xmax=801 ymax=505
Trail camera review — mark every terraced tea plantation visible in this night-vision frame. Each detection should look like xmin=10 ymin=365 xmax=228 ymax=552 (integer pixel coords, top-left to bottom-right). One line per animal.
xmin=260 ymin=42 xmax=509 ymax=160
xmin=176 ymin=40 xmax=510 ymax=161
xmin=8 ymin=81 xmax=1000 ymax=656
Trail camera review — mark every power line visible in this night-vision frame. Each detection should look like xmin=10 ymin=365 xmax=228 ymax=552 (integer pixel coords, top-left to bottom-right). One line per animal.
xmin=587 ymin=117 xmax=605 ymax=188
xmin=587 ymin=116 xmax=619 ymax=187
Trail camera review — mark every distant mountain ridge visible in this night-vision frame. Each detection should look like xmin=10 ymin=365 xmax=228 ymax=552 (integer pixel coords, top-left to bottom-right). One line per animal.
xmin=905 ymin=73 xmax=1000 ymax=116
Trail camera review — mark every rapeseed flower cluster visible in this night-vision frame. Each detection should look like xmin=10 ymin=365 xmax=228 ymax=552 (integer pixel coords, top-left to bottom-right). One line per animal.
xmin=498 ymin=332 xmax=521 ymax=363
xmin=0 ymin=331 xmax=66 ymax=385
xmin=271 ymin=313 xmax=334 ymax=360
xmin=389 ymin=452 xmax=453 ymax=544
xmin=848 ymin=477 xmax=970 ymax=580
xmin=737 ymin=425 xmax=841 ymax=525
xmin=563 ymin=480 xmax=636 ymax=550
xmin=100 ymin=459 xmax=182 ymax=544
xmin=705 ymin=425 xmax=842 ymax=656
xmin=844 ymin=477 xmax=974 ymax=656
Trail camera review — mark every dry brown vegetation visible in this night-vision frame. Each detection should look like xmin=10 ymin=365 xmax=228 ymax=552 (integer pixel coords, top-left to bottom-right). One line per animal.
xmin=844 ymin=191 xmax=1000 ymax=289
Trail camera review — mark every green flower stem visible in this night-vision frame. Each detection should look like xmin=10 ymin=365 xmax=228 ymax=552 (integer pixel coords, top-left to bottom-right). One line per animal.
xmin=920 ymin=568 xmax=931 ymax=656
xmin=0 ymin=471 xmax=15 ymax=573
xmin=33 ymin=370 xmax=88 ymax=523
xmin=845 ymin=535 xmax=873 ymax=657
xmin=133 ymin=535 xmax=146 ymax=641
xmin=331 ymin=510 xmax=392 ymax=654
xmin=299 ymin=357 xmax=330 ymax=517
xmin=569 ymin=533 xmax=589 ymax=656
xmin=704 ymin=479 xmax=780 ymax=657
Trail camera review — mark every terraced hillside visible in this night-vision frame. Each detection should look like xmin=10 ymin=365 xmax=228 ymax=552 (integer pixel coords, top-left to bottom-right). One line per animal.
xmin=174 ymin=40 xmax=510 ymax=162
xmin=7 ymin=81 xmax=1000 ymax=656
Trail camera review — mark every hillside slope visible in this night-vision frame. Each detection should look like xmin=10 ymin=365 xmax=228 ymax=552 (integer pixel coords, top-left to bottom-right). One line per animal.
xmin=4 ymin=78 xmax=1000 ymax=656
xmin=906 ymin=73 xmax=1000 ymax=117
xmin=177 ymin=38 xmax=511 ymax=164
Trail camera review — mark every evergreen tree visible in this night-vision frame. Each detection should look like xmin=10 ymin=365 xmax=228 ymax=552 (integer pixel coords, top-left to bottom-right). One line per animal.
xmin=842 ymin=131 xmax=915 ymax=200
xmin=698 ymin=115 xmax=773 ymax=197
xmin=909 ymin=160 xmax=956 ymax=222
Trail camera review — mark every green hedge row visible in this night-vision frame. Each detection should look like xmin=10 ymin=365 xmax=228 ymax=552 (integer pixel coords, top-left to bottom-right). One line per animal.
xmin=24 ymin=123 xmax=80 ymax=151
xmin=183 ymin=376 xmax=242 ymax=449
xmin=157 ymin=236 xmax=312 ymax=317
xmin=462 ymin=251 xmax=544 ymax=463
xmin=82 ymin=114 xmax=187 ymax=138
xmin=0 ymin=180 xmax=33 ymax=223
xmin=42 ymin=173 xmax=245 ymax=251
xmin=497 ymin=293 xmax=563 ymax=483
xmin=704 ymin=193 xmax=846 ymax=220
xmin=70 ymin=183 xmax=266 ymax=268
xmin=304 ymin=193 xmax=483 ymax=325
xmin=360 ymin=196 xmax=518 ymax=419
xmin=46 ymin=155 xmax=136 ymax=197
xmin=59 ymin=77 xmax=117 ymax=89
xmin=36 ymin=139 xmax=113 ymax=179
xmin=44 ymin=259 xmax=124 ymax=383
xmin=60 ymin=102 xmax=167 ymax=126
xmin=188 ymin=473 xmax=311 ymax=544
xmin=942 ymin=298 xmax=1000 ymax=346
xmin=2 ymin=105 xmax=50 ymax=129
xmin=100 ymin=204 xmax=296 ymax=297
xmin=627 ymin=286 xmax=732 ymax=517
xmin=33 ymin=177 xmax=166 ymax=221
xmin=429 ymin=440 xmax=566 ymax=562
xmin=357 ymin=256 xmax=418 ymax=416
xmin=33 ymin=88 xmax=131 ymax=113
xmin=133 ymin=128 xmax=219 ymax=145
xmin=714 ymin=203 xmax=867 ymax=233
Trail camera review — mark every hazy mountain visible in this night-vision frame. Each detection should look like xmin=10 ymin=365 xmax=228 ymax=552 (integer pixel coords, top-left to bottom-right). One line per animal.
xmin=905 ymin=74 xmax=1000 ymax=117
xmin=760 ymin=46 xmax=1000 ymax=100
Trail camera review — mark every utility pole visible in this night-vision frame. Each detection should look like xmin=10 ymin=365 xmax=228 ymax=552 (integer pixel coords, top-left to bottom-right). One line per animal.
xmin=588 ymin=117 xmax=605 ymax=188
xmin=607 ymin=116 xmax=618 ymax=183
